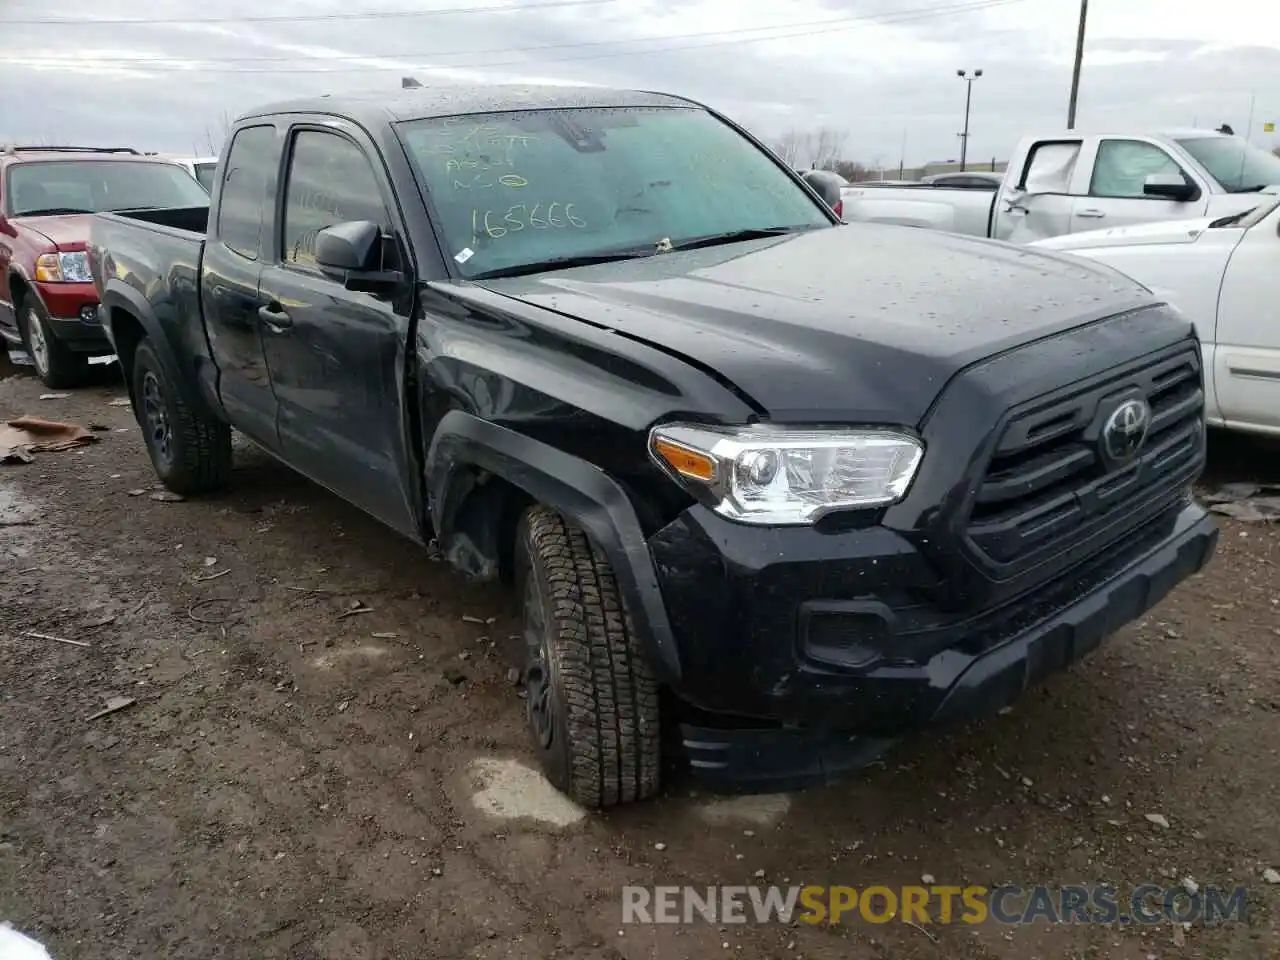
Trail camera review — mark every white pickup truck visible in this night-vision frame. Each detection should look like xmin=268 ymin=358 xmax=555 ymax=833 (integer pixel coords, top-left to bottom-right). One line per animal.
xmin=842 ymin=129 xmax=1280 ymax=244
xmin=1032 ymin=191 xmax=1280 ymax=436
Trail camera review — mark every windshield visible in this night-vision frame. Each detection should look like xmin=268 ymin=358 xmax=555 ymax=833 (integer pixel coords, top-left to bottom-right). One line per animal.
xmin=1176 ymin=136 xmax=1280 ymax=193
xmin=7 ymin=159 xmax=211 ymax=216
xmin=397 ymin=105 xmax=831 ymax=278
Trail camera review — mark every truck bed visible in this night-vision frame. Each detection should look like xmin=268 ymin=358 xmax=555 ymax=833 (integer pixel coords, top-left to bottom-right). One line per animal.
xmin=840 ymin=183 xmax=996 ymax=236
xmin=98 ymin=205 xmax=209 ymax=239
xmin=87 ymin=205 xmax=212 ymax=395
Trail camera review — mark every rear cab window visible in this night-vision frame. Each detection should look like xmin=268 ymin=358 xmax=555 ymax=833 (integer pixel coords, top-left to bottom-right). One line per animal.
xmin=396 ymin=105 xmax=831 ymax=278
xmin=216 ymin=125 xmax=278 ymax=261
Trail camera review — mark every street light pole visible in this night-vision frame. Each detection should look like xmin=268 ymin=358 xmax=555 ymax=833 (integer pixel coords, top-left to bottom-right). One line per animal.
xmin=957 ymin=68 xmax=982 ymax=172
xmin=1066 ymin=0 xmax=1088 ymax=129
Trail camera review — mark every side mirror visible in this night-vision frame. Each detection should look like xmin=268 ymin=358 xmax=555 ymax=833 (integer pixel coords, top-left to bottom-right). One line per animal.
xmin=314 ymin=220 xmax=402 ymax=294
xmin=315 ymin=220 xmax=381 ymax=271
xmin=801 ymin=170 xmax=844 ymax=216
xmin=1143 ymin=172 xmax=1198 ymax=202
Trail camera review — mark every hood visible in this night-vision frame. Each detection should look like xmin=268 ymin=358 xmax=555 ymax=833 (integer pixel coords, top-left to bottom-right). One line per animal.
xmin=15 ymin=213 xmax=90 ymax=251
xmin=468 ymin=224 xmax=1156 ymax=425
xmin=1032 ymin=216 xmax=1223 ymax=253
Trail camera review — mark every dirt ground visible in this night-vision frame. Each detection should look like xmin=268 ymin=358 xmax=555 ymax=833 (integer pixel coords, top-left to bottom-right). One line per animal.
xmin=1 ymin=353 xmax=1278 ymax=960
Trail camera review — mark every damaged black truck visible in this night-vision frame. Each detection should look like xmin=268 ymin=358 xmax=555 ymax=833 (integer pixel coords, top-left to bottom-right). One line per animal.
xmin=87 ymin=85 xmax=1218 ymax=808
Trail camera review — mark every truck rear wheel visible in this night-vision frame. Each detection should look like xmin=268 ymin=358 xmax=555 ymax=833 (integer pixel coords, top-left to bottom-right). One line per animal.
xmin=132 ymin=339 xmax=232 ymax=495
xmin=20 ymin=300 xmax=89 ymax=390
xmin=514 ymin=504 xmax=661 ymax=808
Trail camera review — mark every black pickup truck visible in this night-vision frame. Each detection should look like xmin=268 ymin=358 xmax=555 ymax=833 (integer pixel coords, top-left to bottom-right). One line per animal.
xmin=87 ymin=84 xmax=1217 ymax=808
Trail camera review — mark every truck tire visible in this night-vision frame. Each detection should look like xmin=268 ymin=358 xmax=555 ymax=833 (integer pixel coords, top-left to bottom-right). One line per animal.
xmin=132 ymin=339 xmax=232 ymax=495
xmin=514 ymin=504 xmax=661 ymax=808
xmin=20 ymin=300 xmax=90 ymax=389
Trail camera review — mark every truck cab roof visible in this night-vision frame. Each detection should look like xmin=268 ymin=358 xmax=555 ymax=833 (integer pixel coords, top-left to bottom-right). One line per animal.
xmin=1014 ymin=128 xmax=1233 ymax=143
xmin=240 ymin=83 xmax=700 ymax=127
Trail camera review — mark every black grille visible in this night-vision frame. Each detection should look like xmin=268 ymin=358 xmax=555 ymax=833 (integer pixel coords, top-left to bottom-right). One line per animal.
xmin=965 ymin=344 xmax=1203 ymax=574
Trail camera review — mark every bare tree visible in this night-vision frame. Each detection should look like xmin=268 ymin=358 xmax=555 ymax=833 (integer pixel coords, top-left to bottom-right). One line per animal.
xmin=833 ymin=160 xmax=870 ymax=182
xmin=759 ymin=125 xmax=870 ymax=176
xmin=1273 ymin=145 xmax=1280 ymax=159
xmin=804 ymin=127 xmax=849 ymax=172
xmin=202 ymin=110 xmax=233 ymax=155
xmin=766 ymin=129 xmax=807 ymax=168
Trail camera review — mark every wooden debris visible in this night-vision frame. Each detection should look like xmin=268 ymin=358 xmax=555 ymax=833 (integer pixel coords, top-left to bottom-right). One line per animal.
xmin=25 ymin=630 xmax=91 ymax=649
xmin=87 ymin=697 xmax=136 ymax=722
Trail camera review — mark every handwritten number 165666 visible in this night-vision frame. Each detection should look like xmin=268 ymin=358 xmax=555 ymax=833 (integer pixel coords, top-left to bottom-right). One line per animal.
xmin=473 ymin=202 xmax=587 ymax=239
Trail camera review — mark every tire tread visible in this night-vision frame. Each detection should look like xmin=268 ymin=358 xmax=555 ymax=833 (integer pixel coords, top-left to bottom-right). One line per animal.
xmin=523 ymin=505 xmax=661 ymax=808
xmin=133 ymin=341 xmax=231 ymax=495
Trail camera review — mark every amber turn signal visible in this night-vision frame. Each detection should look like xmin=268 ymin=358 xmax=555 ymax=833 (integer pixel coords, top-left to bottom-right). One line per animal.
xmin=652 ymin=436 xmax=716 ymax=483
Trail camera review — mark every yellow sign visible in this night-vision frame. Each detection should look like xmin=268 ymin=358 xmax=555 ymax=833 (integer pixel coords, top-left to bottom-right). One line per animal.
xmin=1264 ymin=122 xmax=1275 ymax=133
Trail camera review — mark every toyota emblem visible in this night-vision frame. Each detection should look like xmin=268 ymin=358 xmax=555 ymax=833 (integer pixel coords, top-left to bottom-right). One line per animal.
xmin=1101 ymin=398 xmax=1151 ymax=463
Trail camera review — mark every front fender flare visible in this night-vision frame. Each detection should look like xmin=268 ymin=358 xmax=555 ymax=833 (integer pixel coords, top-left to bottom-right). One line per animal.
xmin=426 ymin=410 xmax=681 ymax=683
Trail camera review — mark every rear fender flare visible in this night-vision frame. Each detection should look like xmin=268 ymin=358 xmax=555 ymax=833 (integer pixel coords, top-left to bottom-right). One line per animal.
xmin=99 ymin=280 xmax=201 ymax=408
xmin=425 ymin=409 xmax=682 ymax=683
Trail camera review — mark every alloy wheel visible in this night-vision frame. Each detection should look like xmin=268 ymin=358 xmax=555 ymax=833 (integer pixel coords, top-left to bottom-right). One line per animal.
xmin=25 ymin=308 xmax=49 ymax=377
xmin=522 ymin=571 xmax=557 ymax=750
xmin=141 ymin=370 xmax=173 ymax=468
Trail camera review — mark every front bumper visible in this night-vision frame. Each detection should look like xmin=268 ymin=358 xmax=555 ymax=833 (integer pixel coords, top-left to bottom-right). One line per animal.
xmin=650 ymin=500 xmax=1216 ymax=790
xmin=34 ymin=281 xmax=110 ymax=352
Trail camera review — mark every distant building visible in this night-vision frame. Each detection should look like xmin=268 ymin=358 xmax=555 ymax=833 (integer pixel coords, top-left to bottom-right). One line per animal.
xmin=917 ymin=159 xmax=1008 ymax=177
xmin=850 ymin=159 xmax=1008 ymax=182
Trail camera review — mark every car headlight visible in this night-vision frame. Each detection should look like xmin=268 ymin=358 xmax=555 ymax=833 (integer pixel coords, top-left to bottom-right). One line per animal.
xmin=34 ymin=251 xmax=92 ymax=283
xmin=648 ymin=423 xmax=923 ymax=525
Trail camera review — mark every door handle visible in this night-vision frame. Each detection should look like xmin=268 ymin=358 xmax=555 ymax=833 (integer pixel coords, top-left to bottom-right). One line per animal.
xmin=1076 ymin=208 xmax=1107 ymax=218
xmin=258 ymin=303 xmax=293 ymax=330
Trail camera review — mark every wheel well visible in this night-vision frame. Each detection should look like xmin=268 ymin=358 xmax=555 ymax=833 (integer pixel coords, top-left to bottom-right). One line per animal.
xmin=442 ymin=469 xmax=532 ymax=584
xmin=105 ymin=306 xmax=146 ymax=395
xmin=9 ymin=274 xmax=29 ymax=320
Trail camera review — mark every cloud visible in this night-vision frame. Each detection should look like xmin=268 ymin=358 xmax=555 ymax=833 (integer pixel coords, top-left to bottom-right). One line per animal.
xmin=2 ymin=0 xmax=1279 ymax=164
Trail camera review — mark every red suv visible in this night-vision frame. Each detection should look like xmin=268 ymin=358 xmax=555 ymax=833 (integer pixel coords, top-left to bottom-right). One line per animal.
xmin=0 ymin=146 xmax=210 ymax=387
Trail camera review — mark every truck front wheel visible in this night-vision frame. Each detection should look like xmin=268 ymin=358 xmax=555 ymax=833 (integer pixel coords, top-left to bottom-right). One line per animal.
xmin=131 ymin=339 xmax=232 ymax=495
xmin=514 ymin=504 xmax=661 ymax=808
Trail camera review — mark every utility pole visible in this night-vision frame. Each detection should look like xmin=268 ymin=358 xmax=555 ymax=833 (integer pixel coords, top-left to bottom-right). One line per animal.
xmin=1066 ymin=0 xmax=1088 ymax=129
xmin=957 ymin=68 xmax=982 ymax=171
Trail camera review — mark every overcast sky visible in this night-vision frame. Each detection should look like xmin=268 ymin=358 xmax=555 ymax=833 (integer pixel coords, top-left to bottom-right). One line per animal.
xmin=3 ymin=0 xmax=1279 ymax=168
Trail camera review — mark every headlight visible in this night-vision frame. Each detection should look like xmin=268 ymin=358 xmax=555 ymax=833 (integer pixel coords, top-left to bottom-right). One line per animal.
xmin=34 ymin=252 xmax=92 ymax=283
xmin=648 ymin=423 xmax=923 ymax=525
